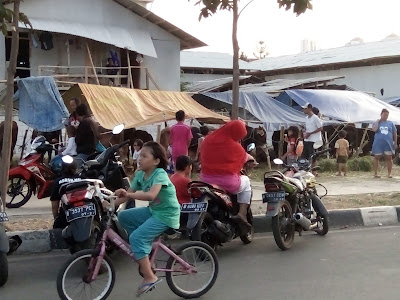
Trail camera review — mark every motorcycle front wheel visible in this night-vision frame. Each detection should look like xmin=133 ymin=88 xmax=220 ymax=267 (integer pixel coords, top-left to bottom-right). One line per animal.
xmin=314 ymin=216 xmax=329 ymax=236
xmin=0 ymin=252 xmax=8 ymax=287
xmin=271 ymin=200 xmax=295 ymax=251
xmin=6 ymin=176 xmax=33 ymax=208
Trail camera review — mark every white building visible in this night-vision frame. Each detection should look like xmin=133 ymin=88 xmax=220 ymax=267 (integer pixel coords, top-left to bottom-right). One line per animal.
xmin=248 ymin=37 xmax=400 ymax=99
xmin=2 ymin=0 xmax=205 ymax=92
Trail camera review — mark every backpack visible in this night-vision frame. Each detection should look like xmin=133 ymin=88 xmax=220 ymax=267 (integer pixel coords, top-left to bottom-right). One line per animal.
xmin=295 ymin=139 xmax=304 ymax=156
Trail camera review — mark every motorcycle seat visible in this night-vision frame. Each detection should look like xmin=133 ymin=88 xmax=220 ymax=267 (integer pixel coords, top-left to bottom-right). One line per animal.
xmin=64 ymin=181 xmax=89 ymax=193
xmin=85 ymin=160 xmax=101 ymax=167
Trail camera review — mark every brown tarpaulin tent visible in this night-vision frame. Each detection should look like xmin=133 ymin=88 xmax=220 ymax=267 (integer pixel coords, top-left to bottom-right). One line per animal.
xmin=62 ymin=83 xmax=229 ymax=129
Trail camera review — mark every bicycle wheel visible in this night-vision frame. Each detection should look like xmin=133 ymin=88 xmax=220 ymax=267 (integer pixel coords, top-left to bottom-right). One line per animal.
xmin=166 ymin=241 xmax=218 ymax=299
xmin=57 ymin=249 xmax=115 ymax=300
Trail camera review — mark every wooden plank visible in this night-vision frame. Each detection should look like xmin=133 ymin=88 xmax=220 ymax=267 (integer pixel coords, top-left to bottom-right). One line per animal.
xmin=278 ymin=125 xmax=285 ymax=158
xmin=126 ymin=51 xmax=134 ymax=89
xmin=85 ymin=43 xmax=100 ymax=85
xmin=147 ymin=71 xmax=161 ymax=90
xmin=355 ymin=127 xmax=368 ymax=158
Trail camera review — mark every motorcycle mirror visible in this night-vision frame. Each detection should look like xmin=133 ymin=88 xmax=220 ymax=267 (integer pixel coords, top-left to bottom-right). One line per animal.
xmin=247 ymin=143 xmax=256 ymax=152
xmin=273 ymin=158 xmax=284 ymax=165
xmin=62 ymin=155 xmax=74 ymax=164
xmin=313 ymin=141 xmax=323 ymax=149
xmin=112 ymin=124 xmax=125 ymax=135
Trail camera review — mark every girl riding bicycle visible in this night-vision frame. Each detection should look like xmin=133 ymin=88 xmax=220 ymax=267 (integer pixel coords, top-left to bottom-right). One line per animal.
xmin=104 ymin=141 xmax=180 ymax=296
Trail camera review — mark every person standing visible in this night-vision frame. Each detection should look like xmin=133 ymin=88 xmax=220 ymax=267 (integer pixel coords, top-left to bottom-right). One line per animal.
xmin=301 ymin=103 xmax=323 ymax=160
xmin=170 ymin=110 xmax=193 ymax=167
xmin=75 ymin=104 xmax=98 ymax=165
xmin=335 ymin=130 xmax=349 ymax=176
xmin=371 ymin=109 xmax=398 ymax=178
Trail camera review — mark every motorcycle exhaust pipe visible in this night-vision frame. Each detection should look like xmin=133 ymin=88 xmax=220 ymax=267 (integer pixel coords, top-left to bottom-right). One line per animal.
xmin=295 ymin=213 xmax=311 ymax=231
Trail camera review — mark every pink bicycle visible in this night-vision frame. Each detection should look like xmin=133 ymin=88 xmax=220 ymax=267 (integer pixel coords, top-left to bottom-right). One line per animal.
xmin=56 ymin=186 xmax=218 ymax=300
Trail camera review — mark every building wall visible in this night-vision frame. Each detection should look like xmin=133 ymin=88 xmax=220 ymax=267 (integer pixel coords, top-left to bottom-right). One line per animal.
xmin=264 ymin=63 xmax=400 ymax=99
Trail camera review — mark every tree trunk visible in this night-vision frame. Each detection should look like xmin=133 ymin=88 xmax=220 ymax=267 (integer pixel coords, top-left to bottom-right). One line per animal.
xmin=0 ymin=0 xmax=20 ymax=212
xmin=231 ymin=0 xmax=240 ymax=120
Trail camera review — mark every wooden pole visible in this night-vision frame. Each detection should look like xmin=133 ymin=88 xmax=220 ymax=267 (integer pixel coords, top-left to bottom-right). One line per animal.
xmin=0 ymin=0 xmax=20 ymax=212
xmin=156 ymin=124 xmax=162 ymax=143
xmin=355 ymin=127 xmax=368 ymax=158
xmin=278 ymin=125 xmax=285 ymax=158
xmin=325 ymin=131 xmax=330 ymax=159
xmin=86 ymin=42 xmax=100 ymax=85
xmin=126 ymin=52 xmax=134 ymax=89
xmin=145 ymin=69 xmax=149 ymax=90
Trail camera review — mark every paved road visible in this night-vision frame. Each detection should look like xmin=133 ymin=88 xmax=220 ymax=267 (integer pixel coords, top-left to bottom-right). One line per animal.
xmin=2 ymin=226 xmax=400 ymax=300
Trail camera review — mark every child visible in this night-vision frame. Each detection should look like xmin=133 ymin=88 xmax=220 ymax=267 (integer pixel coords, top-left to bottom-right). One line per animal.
xmin=132 ymin=139 xmax=143 ymax=171
xmin=195 ymin=126 xmax=209 ymax=162
xmin=335 ymin=130 xmax=350 ymax=176
xmin=108 ymin=141 xmax=180 ymax=296
xmin=282 ymin=126 xmax=300 ymax=165
xmin=170 ymin=155 xmax=192 ymax=205
xmin=61 ymin=126 xmax=77 ymax=156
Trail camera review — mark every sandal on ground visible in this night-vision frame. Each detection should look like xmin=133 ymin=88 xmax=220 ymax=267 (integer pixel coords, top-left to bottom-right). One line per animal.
xmin=388 ymin=175 xmax=393 ymax=178
xmin=231 ymin=215 xmax=252 ymax=229
xmin=374 ymin=175 xmax=381 ymax=178
xmin=136 ymin=279 xmax=162 ymax=297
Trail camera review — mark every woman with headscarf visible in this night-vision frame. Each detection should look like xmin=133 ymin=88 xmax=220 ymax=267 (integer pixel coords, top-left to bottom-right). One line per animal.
xmin=200 ymin=120 xmax=256 ymax=226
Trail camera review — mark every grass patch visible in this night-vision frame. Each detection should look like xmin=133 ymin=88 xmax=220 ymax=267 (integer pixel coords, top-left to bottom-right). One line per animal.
xmin=347 ymin=156 xmax=373 ymax=172
xmin=318 ymin=158 xmax=337 ymax=173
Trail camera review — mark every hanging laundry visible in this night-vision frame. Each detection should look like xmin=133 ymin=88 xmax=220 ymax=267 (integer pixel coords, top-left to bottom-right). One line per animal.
xmin=39 ymin=31 xmax=54 ymax=51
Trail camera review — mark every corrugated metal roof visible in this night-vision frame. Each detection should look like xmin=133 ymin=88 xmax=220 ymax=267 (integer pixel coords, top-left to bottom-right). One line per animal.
xmin=181 ymin=51 xmax=250 ymax=70
xmin=114 ymin=0 xmax=207 ymax=50
xmin=248 ymin=38 xmax=400 ymax=72
xmin=187 ymin=76 xmax=251 ymax=93
xmin=239 ymin=76 xmax=344 ymax=95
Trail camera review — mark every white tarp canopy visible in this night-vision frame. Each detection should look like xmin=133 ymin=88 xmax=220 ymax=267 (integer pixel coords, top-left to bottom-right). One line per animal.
xmin=284 ymin=89 xmax=400 ymax=125
xmin=201 ymin=91 xmax=340 ymax=131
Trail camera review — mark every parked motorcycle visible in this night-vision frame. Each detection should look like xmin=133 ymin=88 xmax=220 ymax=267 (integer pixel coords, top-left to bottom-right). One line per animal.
xmin=185 ymin=143 xmax=257 ymax=249
xmin=263 ymin=142 xmax=329 ymax=250
xmin=6 ymin=136 xmax=59 ymax=208
xmin=0 ymin=200 xmax=22 ymax=286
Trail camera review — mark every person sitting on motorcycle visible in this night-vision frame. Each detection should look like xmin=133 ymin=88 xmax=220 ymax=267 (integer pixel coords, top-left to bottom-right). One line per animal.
xmin=103 ymin=141 xmax=180 ymax=296
xmin=50 ymin=159 xmax=82 ymax=229
xmin=200 ymin=120 xmax=256 ymax=227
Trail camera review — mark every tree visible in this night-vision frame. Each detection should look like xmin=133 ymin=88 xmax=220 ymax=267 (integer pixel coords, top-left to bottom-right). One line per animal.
xmin=253 ymin=40 xmax=268 ymax=59
xmin=194 ymin=0 xmax=313 ymax=119
xmin=239 ymin=51 xmax=249 ymax=62
xmin=0 ymin=1 xmax=31 ymax=212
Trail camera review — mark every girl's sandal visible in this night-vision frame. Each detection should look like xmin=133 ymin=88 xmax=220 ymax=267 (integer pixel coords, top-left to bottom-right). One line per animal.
xmin=136 ymin=279 xmax=162 ymax=297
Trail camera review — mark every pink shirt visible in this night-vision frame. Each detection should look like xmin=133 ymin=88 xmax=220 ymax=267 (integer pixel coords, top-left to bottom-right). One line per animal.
xmin=200 ymin=173 xmax=241 ymax=194
xmin=170 ymin=122 xmax=193 ymax=162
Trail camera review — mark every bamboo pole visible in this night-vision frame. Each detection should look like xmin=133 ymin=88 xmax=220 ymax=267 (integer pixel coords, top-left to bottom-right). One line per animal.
xmin=86 ymin=43 xmax=100 ymax=85
xmin=278 ymin=125 xmax=285 ymax=158
xmin=19 ymin=129 xmax=28 ymax=160
xmin=325 ymin=131 xmax=330 ymax=159
xmin=355 ymin=127 xmax=368 ymax=158
xmin=126 ymin=52 xmax=134 ymax=89
xmin=145 ymin=68 xmax=149 ymax=90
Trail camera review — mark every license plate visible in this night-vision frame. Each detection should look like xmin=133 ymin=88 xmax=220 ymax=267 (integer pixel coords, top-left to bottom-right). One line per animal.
xmin=181 ymin=202 xmax=208 ymax=213
xmin=262 ymin=192 xmax=285 ymax=203
xmin=0 ymin=211 xmax=9 ymax=222
xmin=65 ymin=203 xmax=96 ymax=222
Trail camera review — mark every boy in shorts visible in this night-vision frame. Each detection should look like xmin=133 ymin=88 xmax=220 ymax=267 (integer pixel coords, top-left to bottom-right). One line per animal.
xmin=335 ymin=130 xmax=349 ymax=176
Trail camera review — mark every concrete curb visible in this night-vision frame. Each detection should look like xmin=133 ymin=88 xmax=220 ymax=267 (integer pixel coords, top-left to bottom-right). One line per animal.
xmin=8 ymin=205 xmax=400 ymax=254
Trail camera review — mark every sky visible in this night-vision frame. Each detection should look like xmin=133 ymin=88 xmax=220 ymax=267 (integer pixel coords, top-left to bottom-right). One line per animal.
xmin=149 ymin=0 xmax=400 ymax=58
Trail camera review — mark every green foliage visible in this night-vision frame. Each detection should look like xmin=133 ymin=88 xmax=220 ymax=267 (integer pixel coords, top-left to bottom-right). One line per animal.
xmin=318 ymin=158 xmax=337 ymax=173
xmin=277 ymin=0 xmax=313 ymax=16
xmin=0 ymin=4 xmax=31 ymax=36
xmin=347 ymin=156 xmax=373 ymax=172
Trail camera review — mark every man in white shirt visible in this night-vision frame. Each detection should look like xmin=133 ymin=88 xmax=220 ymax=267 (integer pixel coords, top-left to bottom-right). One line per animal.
xmin=301 ymin=103 xmax=323 ymax=160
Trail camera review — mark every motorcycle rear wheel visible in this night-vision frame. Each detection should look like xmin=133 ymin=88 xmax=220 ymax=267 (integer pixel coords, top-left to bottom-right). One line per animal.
xmin=191 ymin=213 xmax=218 ymax=250
xmin=0 ymin=252 xmax=8 ymax=287
xmin=6 ymin=176 xmax=33 ymax=208
xmin=271 ymin=200 xmax=295 ymax=251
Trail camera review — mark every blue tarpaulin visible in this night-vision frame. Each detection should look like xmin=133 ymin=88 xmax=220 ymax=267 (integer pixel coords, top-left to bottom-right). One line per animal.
xmin=14 ymin=76 xmax=69 ymax=132
xmin=202 ymin=91 xmax=338 ymax=131
xmin=283 ymin=90 xmax=400 ymax=125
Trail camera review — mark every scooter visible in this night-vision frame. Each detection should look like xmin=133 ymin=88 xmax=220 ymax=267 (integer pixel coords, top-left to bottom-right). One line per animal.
xmin=185 ymin=143 xmax=257 ymax=249
xmin=6 ymin=136 xmax=59 ymax=208
xmin=0 ymin=200 xmax=22 ymax=286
